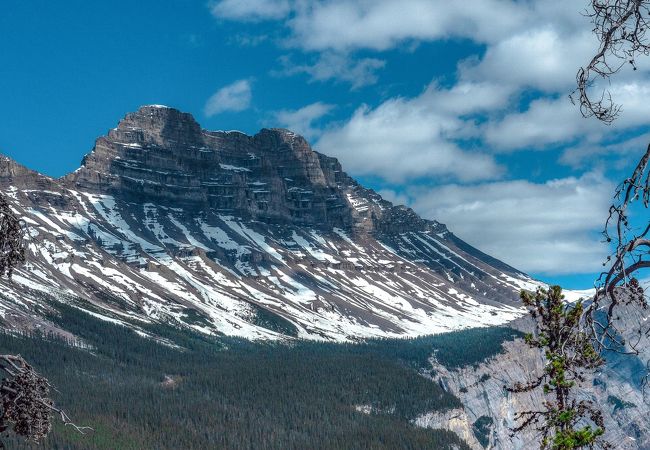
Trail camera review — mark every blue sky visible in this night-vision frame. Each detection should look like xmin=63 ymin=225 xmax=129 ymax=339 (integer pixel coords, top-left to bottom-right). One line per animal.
xmin=1 ymin=0 xmax=649 ymax=288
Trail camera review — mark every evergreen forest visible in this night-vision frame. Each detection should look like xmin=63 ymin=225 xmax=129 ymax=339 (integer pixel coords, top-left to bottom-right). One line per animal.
xmin=0 ymin=302 xmax=520 ymax=449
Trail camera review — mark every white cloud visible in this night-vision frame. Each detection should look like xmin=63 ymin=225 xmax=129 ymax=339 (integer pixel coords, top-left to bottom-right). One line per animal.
xmin=378 ymin=189 xmax=409 ymax=206
xmin=211 ymin=0 xmax=587 ymax=52
xmin=484 ymin=82 xmax=650 ymax=151
xmin=277 ymin=52 xmax=385 ymax=88
xmin=461 ymin=27 xmax=594 ymax=92
xmin=560 ymin=132 xmax=650 ymax=168
xmin=408 ymin=172 xmax=614 ymax=275
xmin=208 ymin=0 xmax=644 ymax=104
xmin=425 ymin=81 xmax=514 ymax=115
xmin=209 ymin=0 xmax=650 ymax=126
xmin=209 ymin=0 xmax=290 ymax=22
xmin=273 ymin=102 xmax=334 ymax=139
xmin=286 ymin=0 xmax=527 ymax=51
xmin=239 ymin=0 xmax=650 ymax=151
xmin=316 ymin=82 xmax=508 ymax=183
xmin=204 ymin=79 xmax=253 ymax=117
xmin=484 ymin=97 xmax=588 ymax=150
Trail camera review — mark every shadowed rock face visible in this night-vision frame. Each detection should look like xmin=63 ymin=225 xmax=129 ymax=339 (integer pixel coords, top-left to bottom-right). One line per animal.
xmin=0 ymin=105 xmax=533 ymax=341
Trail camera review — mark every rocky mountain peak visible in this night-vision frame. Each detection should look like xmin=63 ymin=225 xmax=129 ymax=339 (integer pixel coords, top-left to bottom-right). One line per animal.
xmin=254 ymin=128 xmax=307 ymax=150
xmin=0 ymin=155 xmax=35 ymax=179
xmin=60 ymin=105 xmax=437 ymax=233
xmin=0 ymin=104 xmax=534 ymax=344
xmin=109 ymin=105 xmax=203 ymax=147
xmin=0 ymin=155 xmax=56 ymax=191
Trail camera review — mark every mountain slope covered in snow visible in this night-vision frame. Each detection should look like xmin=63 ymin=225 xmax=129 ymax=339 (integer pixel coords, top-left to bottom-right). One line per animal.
xmin=0 ymin=105 xmax=534 ymax=341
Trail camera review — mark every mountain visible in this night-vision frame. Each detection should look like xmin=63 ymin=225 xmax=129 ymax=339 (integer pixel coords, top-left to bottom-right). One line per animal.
xmin=0 ymin=105 xmax=533 ymax=341
xmin=2 ymin=105 xmax=647 ymax=450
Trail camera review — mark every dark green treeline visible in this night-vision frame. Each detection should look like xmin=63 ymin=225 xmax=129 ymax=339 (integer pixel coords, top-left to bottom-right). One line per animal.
xmin=0 ymin=302 xmax=518 ymax=449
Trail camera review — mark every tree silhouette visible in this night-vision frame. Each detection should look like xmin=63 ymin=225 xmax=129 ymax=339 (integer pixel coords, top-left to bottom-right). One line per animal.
xmin=572 ymin=0 xmax=650 ymax=353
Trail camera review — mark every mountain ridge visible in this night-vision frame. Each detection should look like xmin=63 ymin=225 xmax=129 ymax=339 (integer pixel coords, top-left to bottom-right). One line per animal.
xmin=62 ymin=105 xmax=446 ymax=236
xmin=0 ymin=105 xmax=531 ymax=342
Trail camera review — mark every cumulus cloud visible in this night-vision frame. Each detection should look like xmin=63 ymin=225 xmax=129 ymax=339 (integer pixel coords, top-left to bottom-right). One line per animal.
xmin=408 ymin=172 xmax=614 ymax=275
xmin=460 ymin=27 xmax=594 ymax=92
xmin=212 ymin=0 xmax=586 ymax=52
xmin=204 ymin=79 xmax=253 ymax=117
xmin=316 ymin=82 xmax=509 ymax=183
xmin=210 ymin=0 xmax=537 ymax=87
xmin=484 ymin=97 xmax=588 ymax=150
xmin=209 ymin=0 xmax=290 ymax=22
xmin=560 ymin=132 xmax=650 ymax=168
xmin=286 ymin=0 xmax=527 ymax=51
xmin=424 ymin=81 xmax=514 ymax=115
xmin=277 ymin=52 xmax=385 ymax=88
xmin=208 ymin=0 xmax=650 ymax=174
xmin=257 ymin=0 xmax=650 ymax=155
xmin=484 ymin=82 xmax=650 ymax=151
xmin=273 ymin=102 xmax=335 ymax=139
xmin=378 ymin=189 xmax=410 ymax=207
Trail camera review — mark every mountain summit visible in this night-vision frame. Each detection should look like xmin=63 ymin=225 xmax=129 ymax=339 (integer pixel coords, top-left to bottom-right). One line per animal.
xmin=65 ymin=105 xmax=429 ymax=233
xmin=0 ymin=106 xmax=530 ymax=341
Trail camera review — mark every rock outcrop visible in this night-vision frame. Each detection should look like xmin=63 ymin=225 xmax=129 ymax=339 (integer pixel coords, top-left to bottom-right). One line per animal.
xmin=64 ymin=105 xmax=432 ymax=233
xmin=420 ymin=309 xmax=650 ymax=449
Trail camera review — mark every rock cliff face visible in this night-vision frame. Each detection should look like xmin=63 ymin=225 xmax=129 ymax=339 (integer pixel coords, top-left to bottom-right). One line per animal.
xmin=65 ymin=105 xmax=427 ymax=233
xmin=0 ymin=105 xmax=536 ymax=341
xmin=418 ymin=310 xmax=650 ymax=449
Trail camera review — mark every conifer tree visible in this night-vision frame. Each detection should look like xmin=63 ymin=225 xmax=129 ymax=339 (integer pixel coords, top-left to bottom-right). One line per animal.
xmin=510 ymin=287 xmax=609 ymax=450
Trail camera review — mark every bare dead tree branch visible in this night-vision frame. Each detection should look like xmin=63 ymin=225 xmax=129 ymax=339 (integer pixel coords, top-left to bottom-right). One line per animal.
xmin=573 ymin=0 xmax=650 ymax=123
xmin=583 ymin=143 xmax=650 ymax=354
xmin=0 ymin=354 xmax=91 ymax=446
xmin=572 ymin=0 xmax=650 ymax=353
